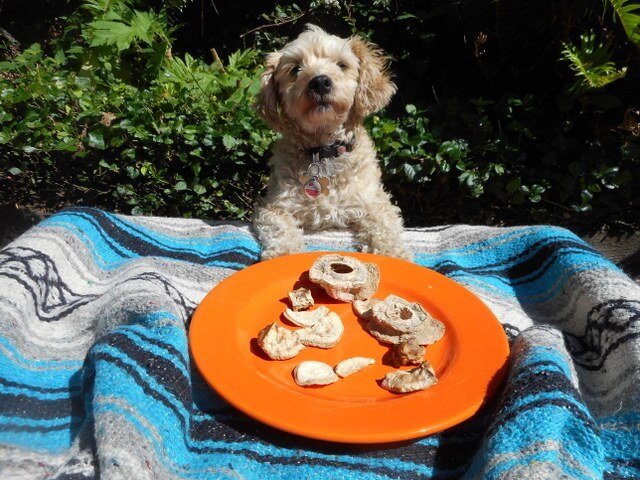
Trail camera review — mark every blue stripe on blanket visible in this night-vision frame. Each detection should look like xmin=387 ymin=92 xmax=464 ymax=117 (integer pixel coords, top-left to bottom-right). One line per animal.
xmin=600 ymin=411 xmax=640 ymax=479
xmin=0 ymin=337 xmax=83 ymax=382
xmin=0 ymin=339 xmax=84 ymax=452
xmin=40 ymin=207 xmax=259 ymax=269
xmin=0 ymin=417 xmax=84 ymax=454
xmin=1 ymin=207 xmax=639 ymax=479
xmin=466 ymin=337 xmax=605 ymax=479
xmin=417 ymin=227 xmax=620 ymax=302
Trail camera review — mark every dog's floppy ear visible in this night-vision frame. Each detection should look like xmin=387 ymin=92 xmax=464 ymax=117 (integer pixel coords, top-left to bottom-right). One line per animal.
xmin=348 ymin=36 xmax=397 ymax=122
xmin=255 ymin=51 xmax=285 ymax=131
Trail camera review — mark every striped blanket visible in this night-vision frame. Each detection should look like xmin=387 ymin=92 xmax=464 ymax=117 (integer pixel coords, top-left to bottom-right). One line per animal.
xmin=1 ymin=206 xmax=639 ymax=479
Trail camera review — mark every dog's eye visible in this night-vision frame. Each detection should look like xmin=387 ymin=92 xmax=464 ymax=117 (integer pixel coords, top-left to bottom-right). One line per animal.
xmin=337 ymin=61 xmax=348 ymax=70
xmin=290 ymin=65 xmax=301 ymax=76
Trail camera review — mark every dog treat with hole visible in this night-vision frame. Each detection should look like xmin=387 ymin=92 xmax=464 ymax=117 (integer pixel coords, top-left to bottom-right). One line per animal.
xmin=354 ymin=262 xmax=381 ymax=301
xmin=283 ymin=305 xmax=330 ymax=327
xmin=380 ymin=361 xmax=438 ymax=393
xmin=308 ymin=254 xmax=379 ymax=302
xmin=392 ymin=338 xmax=426 ymax=367
xmin=334 ymin=356 xmax=375 ymax=378
xmin=296 ymin=311 xmax=344 ymax=348
xmin=293 ymin=360 xmax=339 ymax=386
xmin=365 ymin=294 xmax=446 ymax=346
xmin=257 ymin=322 xmax=305 ymax=360
xmin=288 ymin=287 xmax=315 ymax=311
xmin=372 ymin=294 xmax=428 ymax=333
xmin=366 ymin=319 xmax=445 ymax=346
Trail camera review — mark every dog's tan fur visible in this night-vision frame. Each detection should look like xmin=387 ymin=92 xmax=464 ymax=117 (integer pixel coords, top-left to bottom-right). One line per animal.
xmin=252 ymin=25 xmax=412 ymax=261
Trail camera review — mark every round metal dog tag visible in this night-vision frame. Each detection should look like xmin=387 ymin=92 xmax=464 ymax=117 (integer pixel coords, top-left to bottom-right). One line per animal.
xmin=304 ymin=179 xmax=322 ymax=198
xmin=307 ymin=162 xmax=322 ymax=177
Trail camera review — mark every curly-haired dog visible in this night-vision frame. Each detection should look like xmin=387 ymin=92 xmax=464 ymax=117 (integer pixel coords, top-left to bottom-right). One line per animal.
xmin=252 ymin=24 xmax=412 ymax=261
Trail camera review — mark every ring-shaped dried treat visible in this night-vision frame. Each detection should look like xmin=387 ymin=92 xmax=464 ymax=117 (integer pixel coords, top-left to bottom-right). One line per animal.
xmin=371 ymin=294 xmax=429 ymax=334
xmin=309 ymin=254 xmax=378 ymax=302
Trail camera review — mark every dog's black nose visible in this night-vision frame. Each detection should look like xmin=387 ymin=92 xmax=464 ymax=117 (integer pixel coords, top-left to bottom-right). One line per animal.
xmin=309 ymin=75 xmax=333 ymax=95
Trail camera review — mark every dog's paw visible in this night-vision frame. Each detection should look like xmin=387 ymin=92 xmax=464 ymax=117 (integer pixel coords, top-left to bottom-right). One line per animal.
xmin=393 ymin=248 xmax=414 ymax=263
xmin=260 ymin=246 xmax=304 ymax=261
xmin=371 ymin=246 xmax=414 ymax=263
xmin=260 ymin=249 xmax=280 ymax=261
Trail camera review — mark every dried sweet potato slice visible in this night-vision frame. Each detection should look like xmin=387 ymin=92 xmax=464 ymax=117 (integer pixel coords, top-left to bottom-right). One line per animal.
xmin=283 ymin=306 xmax=330 ymax=327
xmin=380 ymin=361 xmax=438 ymax=393
xmin=296 ymin=311 xmax=344 ymax=348
xmin=288 ymin=287 xmax=314 ymax=311
xmin=391 ymin=338 xmax=426 ymax=367
xmin=334 ymin=357 xmax=375 ymax=378
xmin=257 ymin=323 xmax=305 ymax=360
xmin=293 ymin=361 xmax=339 ymax=386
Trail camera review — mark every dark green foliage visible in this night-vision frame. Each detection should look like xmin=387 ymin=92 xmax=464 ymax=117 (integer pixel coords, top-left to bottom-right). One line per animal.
xmin=0 ymin=0 xmax=638 ymax=229
xmin=1 ymin=0 xmax=275 ymax=218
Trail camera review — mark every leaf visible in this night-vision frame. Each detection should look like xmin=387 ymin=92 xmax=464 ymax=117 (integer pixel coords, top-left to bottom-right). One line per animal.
xmin=403 ymin=162 xmax=417 ymax=180
xmin=437 ymin=140 xmax=469 ymax=163
xmin=459 ymin=171 xmax=476 ymax=187
xmin=126 ymin=166 xmax=139 ymax=179
xmin=89 ymin=20 xmax=136 ymax=51
xmin=87 ymin=129 xmax=106 ymax=149
xmin=608 ymin=0 xmax=640 ymax=46
xmin=397 ymin=12 xmax=419 ymax=20
xmin=506 ymin=178 xmax=522 ymax=194
xmin=99 ymin=159 xmax=119 ymax=172
xmin=54 ymin=49 xmax=66 ymax=65
xmin=560 ymin=33 xmax=627 ymax=92
xmin=0 ymin=111 xmax=14 ymax=122
xmin=130 ymin=11 xmax=156 ymax=45
xmin=222 ymin=134 xmax=239 ymax=149
xmin=174 ymin=181 xmax=188 ymax=191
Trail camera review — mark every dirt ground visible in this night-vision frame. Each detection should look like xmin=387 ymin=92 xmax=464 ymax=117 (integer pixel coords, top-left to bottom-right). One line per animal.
xmin=0 ymin=204 xmax=48 ymax=248
xmin=1 ymin=203 xmax=638 ymax=282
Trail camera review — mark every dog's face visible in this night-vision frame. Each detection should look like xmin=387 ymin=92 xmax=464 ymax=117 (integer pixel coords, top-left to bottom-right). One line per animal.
xmin=268 ymin=27 xmax=360 ymax=133
xmin=257 ymin=25 xmax=396 ymax=136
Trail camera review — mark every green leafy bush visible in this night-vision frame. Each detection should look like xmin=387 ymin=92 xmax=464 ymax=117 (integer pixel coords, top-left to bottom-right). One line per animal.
xmin=1 ymin=0 xmax=639 ymax=230
xmin=282 ymin=0 xmax=639 ymax=228
xmin=0 ymin=0 xmax=275 ymax=218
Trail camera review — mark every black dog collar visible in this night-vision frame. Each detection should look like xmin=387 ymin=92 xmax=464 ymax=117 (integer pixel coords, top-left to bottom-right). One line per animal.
xmin=303 ymin=136 xmax=356 ymax=160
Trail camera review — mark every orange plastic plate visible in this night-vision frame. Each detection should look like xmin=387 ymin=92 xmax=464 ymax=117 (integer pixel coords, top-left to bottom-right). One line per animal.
xmin=189 ymin=252 xmax=509 ymax=444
